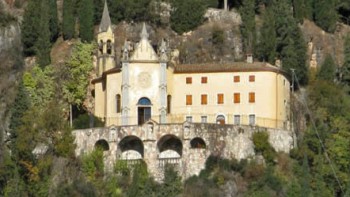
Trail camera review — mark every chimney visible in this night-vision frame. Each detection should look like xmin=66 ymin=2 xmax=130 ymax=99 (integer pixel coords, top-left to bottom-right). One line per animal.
xmin=275 ymin=59 xmax=282 ymax=68
xmin=246 ymin=54 xmax=253 ymax=64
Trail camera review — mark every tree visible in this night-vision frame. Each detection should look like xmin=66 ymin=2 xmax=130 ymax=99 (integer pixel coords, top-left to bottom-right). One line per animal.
xmin=21 ymin=0 xmax=41 ymax=56
xmin=314 ymin=0 xmax=338 ymax=33
xmin=170 ymin=0 xmax=206 ymax=34
xmin=256 ymin=7 xmax=276 ymax=63
xmin=341 ymin=34 xmax=350 ymax=85
xmin=293 ymin=0 xmax=305 ymax=23
xmin=62 ymin=0 xmax=75 ymax=40
xmin=49 ymin=0 xmax=59 ymax=42
xmin=63 ymin=42 xmax=94 ymax=106
xmin=274 ymin=0 xmax=308 ymax=85
xmin=79 ymin=0 xmax=94 ymax=42
xmin=317 ymin=54 xmax=336 ymax=81
xmin=240 ymin=0 xmax=256 ymax=54
xmin=35 ymin=0 xmax=52 ymax=67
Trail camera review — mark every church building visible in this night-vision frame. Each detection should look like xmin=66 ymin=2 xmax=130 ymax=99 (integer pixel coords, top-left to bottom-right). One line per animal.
xmin=92 ymin=2 xmax=291 ymax=130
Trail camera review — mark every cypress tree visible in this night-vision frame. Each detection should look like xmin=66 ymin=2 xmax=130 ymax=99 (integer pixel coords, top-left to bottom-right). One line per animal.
xmin=35 ymin=0 xmax=52 ymax=67
xmin=304 ymin=0 xmax=314 ymax=20
xmin=79 ymin=0 xmax=94 ymax=42
xmin=21 ymin=0 xmax=41 ymax=56
xmin=240 ymin=0 xmax=256 ymax=54
xmin=341 ymin=34 xmax=350 ymax=85
xmin=49 ymin=0 xmax=59 ymax=42
xmin=314 ymin=0 xmax=338 ymax=33
xmin=93 ymin=0 xmax=104 ymax=25
xmin=170 ymin=0 xmax=205 ymax=34
xmin=274 ymin=0 xmax=308 ymax=85
xmin=62 ymin=0 xmax=75 ymax=40
xmin=318 ymin=54 xmax=336 ymax=82
xmin=293 ymin=0 xmax=305 ymax=23
xmin=256 ymin=7 xmax=276 ymax=63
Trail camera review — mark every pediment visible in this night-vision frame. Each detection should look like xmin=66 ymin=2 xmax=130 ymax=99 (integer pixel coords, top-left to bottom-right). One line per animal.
xmin=130 ymin=39 xmax=159 ymax=62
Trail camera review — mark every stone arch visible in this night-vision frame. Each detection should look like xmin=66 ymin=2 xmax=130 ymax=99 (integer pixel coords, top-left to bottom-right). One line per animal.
xmin=118 ymin=135 xmax=144 ymax=160
xmin=157 ymin=134 xmax=182 ymax=158
xmin=190 ymin=137 xmax=206 ymax=149
xmin=95 ymin=139 xmax=109 ymax=151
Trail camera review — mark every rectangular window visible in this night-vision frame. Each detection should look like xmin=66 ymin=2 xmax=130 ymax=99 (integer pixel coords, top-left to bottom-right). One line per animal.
xmin=234 ymin=93 xmax=240 ymax=103
xmin=201 ymin=77 xmax=207 ymax=84
xmin=217 ymin=94 xmax=224 ymax=104
xmin=201 ymin=116 xmax=207 ymax=123
xmin=234 ymin=76 xmax=240 ymax=83
xmin=249 ymin=75 xmax=255 ymax=82
xmin=201 ymin=94 xmax=207 ymax=105
xmin=186 ymin=116 xmax=193 ymax=123
xmin=249 ymin=114 xmax=255 ymax=125
xmin=186 ymin=77 xmax=192 ymax=84
xmin=116 ymin=94 xmax=121 ymax=113
xmin=249 ymin=92 xmax=255 ymax=103
xmin=186 ymin=95 xmax=192 ymax=105
xmin=234 ymin=115 xmax=240 ymax=125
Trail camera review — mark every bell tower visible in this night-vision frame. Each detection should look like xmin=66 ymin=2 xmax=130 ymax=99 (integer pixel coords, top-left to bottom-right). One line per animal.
xmin=96 ymin=0 xmax=115 ymax=76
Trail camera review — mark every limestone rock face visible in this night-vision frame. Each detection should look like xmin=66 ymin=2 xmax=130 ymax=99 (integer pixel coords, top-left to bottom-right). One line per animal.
xmin=268 ymin=129 xmax=294 ymax=153
xmin=204 ymin=8 xmax=242 ymax=24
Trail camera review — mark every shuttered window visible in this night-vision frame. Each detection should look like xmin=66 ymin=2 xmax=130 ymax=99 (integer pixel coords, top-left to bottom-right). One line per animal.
xmin=234 ymin=93 xmax=240 ymax=103
xmin=249 ymin=92 xmax=255 ymax=103
xmin=186 ymin=77 xmax=192 ymax=84
xmin=249 ymin=75 xmax=255 ymax=82
xmin=201 ymin=77 xmax=207 ymax=84
xmin=186 ymin=95 xmax=192 ymax=105
xmin=201 ymin=94 xmax=207 ymax=105
xmin=234 ymin=76 xmax=240 ymax=82
xmin=217 ymin=94 xmax=224 ymax=104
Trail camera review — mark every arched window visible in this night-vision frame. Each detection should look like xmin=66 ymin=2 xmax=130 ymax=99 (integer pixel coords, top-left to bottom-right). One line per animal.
xmin=107 ymin=40 xmax=112 ymax=54
xmin=138 ymin=97 xmax=152 ymax=106
xmin=95 ymin=139 xmax=109 ymax=151
xmin=99 ymin=40 xmax=103 ymax=54
xmin=167 ymin=95 xmax=171 ymax=114
xmin=190 ymin=137 xmax=206 ymax=149
xmin=116 ymin=94 xmax=121 ymax=113
xmin=216 ymin=115 xmax=225 ymax=125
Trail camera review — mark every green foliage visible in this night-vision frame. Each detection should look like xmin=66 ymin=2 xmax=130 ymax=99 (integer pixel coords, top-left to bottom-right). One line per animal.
xmin=314 ymin=0 xmax=338 ymax=33
xmin=62 ymin=0 xmax=75 ymax=40
xmin=341 ymin=34 xmax=350 ymax=85
xmin=23 ymin=65 xmax=55 ymax=108
xmin=49 ymin=0 xmax=59 ymax=42
xmin=317 ymin=54 xmax=336 ymax=81
xmin=252 ymin=132 xmax=276 ymax=164
xmin=73 ymin=113 xmax=105 ymax=129
xmin=170 ymin=0 xmax=206 ymax=34
xmin=109 ymin=0 xmax=160 ymax=24
xmin=126 ymin=161 xmax=150 ymax=196
xmin=35 ymin=1 xmax=52 ymax=67
xmin=256 ymin=7 xmax=276 ymax=63
xmin=212 ymin=26 xmax=224 ymax=46
xmin=159 ymin=164 xmax=183 ymax=196
xmin=240 ymin=0 xmax=256 ymax=53
xmin=0 ymin=4 xmax=16 ymax=27
xmin=82 ymin=148 xmax=104 ymax=182
xmin=274 ymin=0 xmax=308 ymax=85
xmin=21 ymin=0 xmax=41 ymax=56
xmin=79 ymin=0 xmax=94 ymax=42
xmin=63 ymin=41 xmax=94 ymax=105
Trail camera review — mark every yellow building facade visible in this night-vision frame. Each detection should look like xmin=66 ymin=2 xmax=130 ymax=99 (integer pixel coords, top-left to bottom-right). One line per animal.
xmin=92 ymin=2 xmax=291 ymax=130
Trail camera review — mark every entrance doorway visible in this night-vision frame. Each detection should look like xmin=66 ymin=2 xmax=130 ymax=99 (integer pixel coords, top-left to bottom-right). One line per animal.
xmin=137 ymin=97 xmax=152 ymax=125
xmin=216 ymin=115 xmax=225 ymax=125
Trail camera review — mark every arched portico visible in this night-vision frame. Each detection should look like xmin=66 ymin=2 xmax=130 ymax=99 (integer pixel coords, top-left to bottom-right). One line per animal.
xmin=118 ymin=135 xmax=144 ymax=160
xmin=95 ymin=139 xmax=110 ymax=151
xmin=157 ymin=135 xmax=182 ymax=158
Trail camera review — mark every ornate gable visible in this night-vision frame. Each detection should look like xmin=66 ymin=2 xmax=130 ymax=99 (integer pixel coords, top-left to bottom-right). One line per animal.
xmin=130 ymin=23 xmax=159 ymax=62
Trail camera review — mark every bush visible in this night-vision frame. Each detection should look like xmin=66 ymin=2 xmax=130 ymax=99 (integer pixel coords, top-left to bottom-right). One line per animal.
xmin=73 ymin=113 xmax=105 ymax=129
xmin=252 ymin=132 xmax=276 ymax=164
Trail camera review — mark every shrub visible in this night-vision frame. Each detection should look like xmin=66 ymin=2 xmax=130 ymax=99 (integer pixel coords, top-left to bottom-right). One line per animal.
xmin=252 ymin=132 xmax=276 ymax=164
